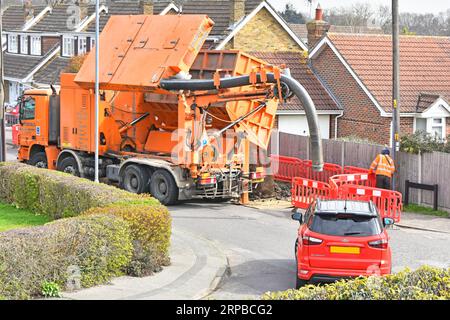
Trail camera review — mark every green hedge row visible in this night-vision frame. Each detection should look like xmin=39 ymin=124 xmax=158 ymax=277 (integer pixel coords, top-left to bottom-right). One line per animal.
xmin=0 ymin=162 xmax=159 ymax=219
xmin=262 ymin=266 xmax=450 ymax=300
xmin=0 ymin=214 xmax=133 ymax=299
xmin=0 ymin=163 xmax=171 ymax=300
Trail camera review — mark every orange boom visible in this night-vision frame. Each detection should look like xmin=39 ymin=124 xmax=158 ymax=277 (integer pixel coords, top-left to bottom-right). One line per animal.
xmin=16 ymin=14 xmax=323 ymax=205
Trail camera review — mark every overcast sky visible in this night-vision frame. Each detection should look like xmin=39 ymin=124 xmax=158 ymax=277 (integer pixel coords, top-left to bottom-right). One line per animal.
xmin=268 ymin=0 xmax=450 ymax=15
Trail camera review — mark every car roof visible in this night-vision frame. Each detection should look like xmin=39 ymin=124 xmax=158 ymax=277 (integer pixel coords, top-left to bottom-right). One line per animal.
xmin=315 ymin=199 xmax=378 ymax=217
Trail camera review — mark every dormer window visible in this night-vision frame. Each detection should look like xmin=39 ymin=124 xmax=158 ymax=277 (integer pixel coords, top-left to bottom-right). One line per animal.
xmin=8 ymin=34 xmax=18 ymax=53
xmin=20 ymin=35 xmax=28 ymax=54
xmin=62 ymin=35 xmax=75 ymax=57
xmin=30 ymin=36 xmax=41 ymax=55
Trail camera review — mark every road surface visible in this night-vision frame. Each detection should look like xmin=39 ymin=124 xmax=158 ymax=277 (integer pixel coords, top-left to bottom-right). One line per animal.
xmin=170 ymin=201 xmax=450 ymax=299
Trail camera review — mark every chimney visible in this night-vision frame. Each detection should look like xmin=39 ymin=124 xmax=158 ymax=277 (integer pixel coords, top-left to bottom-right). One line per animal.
xmin=231 ymin=0 xmax=245 ymax=24
xmin=78 ymin=0 xmax=89 ymax=21
xmin=306 ymin=4 xmax=330 ymax=48
xmin=140 ymin=0 xmax=154 ymax=15
xmin=23 ymin=0 xmax=34 ymax=22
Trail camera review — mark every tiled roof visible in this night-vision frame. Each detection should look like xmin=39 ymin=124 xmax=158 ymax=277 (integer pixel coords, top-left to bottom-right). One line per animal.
xmin=30 ymin=4 xmax=97 ymax=32
xmin=4 ymin=43 xmax=59 ymax=80
xmin=289 ymin=23 xmax=384 ymax=43
xmin=250 ymin=51 xmax=340 ymax=111
xmin=2 ymin=5 xmax=46 ymax=31
xmin=327 ymin=33 xmax=450 ymax=113
xmin=33 ymin=56 xmax=72 ymax=85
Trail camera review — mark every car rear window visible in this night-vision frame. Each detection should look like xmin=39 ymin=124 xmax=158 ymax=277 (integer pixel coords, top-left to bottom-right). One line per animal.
xmin=310 ymin=214 xmax=382 ymax=237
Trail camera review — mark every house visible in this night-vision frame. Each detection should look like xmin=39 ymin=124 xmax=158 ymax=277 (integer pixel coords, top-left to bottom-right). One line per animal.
xmin=309 ymin=31 xmax=450 ymax=144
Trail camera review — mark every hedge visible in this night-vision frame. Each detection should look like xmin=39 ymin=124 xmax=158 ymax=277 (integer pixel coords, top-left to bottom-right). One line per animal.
xmin=262 ymin=266 xmax=450 ymax=300
xmin=0 ymin=162 xmax=159 ymax=219
xmin=0 ymin=162 xmax=172 ymax=299
xmin=84 ymin=204 xmax=172 ymax=277
xmin=0 ymin=214 xmax=133 ymax=300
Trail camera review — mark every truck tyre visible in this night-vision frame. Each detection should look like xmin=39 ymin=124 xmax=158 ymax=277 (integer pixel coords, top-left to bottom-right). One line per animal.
xmin=121 ymin=165 xmax=149 ymax=194
xmin=58 ymin=156 xmax=80 ymax=177
xmin=150 ymin=169 xmax=178 ymax=205
xmin=29 ymin=152 xmax=48 ymax=168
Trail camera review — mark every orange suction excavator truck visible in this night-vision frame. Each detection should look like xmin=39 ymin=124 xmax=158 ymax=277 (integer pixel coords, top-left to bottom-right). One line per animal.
xmin=16 ymin=14 xmax=323 ymax=205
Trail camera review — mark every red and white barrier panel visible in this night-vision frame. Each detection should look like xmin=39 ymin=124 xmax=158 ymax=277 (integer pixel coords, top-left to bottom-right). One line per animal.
xmin=291 ymin=177 xmax=333 ymax=209
xmin=338 ymin=184 xmax=402 ymax=222
xmin=304 ymin=160 xmax=342 ymax=183
xmin=271 ymin=155 xmax=305 ymax=182
xmin=329 ymin=173 xmax=375 ymax=191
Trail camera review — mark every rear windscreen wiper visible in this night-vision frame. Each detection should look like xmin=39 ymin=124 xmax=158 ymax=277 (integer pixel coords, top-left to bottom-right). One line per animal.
xmin=344 ymin=232 xmax=363 ymax=235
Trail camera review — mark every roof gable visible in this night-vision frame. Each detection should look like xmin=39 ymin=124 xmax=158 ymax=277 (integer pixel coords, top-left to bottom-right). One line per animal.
xmin=215 ymin=1 xmax=307 ymax=50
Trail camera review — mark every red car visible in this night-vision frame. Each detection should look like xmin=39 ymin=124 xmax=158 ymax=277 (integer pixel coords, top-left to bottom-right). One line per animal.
xmin=292 ymin=199 xmax=393 ymax=288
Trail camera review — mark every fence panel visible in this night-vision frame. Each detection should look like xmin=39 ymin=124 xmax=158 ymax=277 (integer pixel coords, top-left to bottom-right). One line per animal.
xmin=343 ymin=141 xmax=382 ymax=168
xmin=396 ymin=152 xmax=420 ymax=205
xmin=421 ymin=152 xmax=450 ymax=210
xmin=278 ymin=132 xmax=309 ymax=159
xmin=322 ymin=139 xmax=343 ymax=165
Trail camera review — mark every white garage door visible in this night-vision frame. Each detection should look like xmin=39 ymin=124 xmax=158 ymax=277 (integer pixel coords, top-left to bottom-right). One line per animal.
xmin=278 ymin=114 xmax=330 ymax=139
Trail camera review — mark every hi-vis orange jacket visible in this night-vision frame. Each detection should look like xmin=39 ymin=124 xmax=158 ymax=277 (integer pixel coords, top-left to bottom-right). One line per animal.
xmin=370 ymin=154 xmax=395 ymax=178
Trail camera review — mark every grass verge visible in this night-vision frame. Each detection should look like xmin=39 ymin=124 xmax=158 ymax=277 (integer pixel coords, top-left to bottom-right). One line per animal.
xmin=404 ymin=204 xmax=449 ymax=218
xmin=0 ymin=202 xmax=50 ymax=232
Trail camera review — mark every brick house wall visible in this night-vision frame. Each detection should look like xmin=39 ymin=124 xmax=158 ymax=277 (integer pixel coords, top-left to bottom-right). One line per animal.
xmin=226 ymin=7 xmax=302 ymax=52
xmin=311 ymin=46 xmax=416 ymax=145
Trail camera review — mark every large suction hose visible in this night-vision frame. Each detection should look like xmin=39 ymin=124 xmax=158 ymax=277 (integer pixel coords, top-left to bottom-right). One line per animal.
xmin=160 ymin=73 xmax=324 ymax=171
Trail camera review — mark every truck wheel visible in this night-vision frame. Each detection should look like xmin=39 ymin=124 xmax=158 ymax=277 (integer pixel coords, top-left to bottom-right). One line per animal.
xmin=29 ymin=152 xmax=48 ymax=168
xmin=121 ymin=165 xmax=149 ymax=194
xmin=150 ymin=169 xmax=178 ymax=205
xmin=58 ymin=156 xmax=80 ymax=177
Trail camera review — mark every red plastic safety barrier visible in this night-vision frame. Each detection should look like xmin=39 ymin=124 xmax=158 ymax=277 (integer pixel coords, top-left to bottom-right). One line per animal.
xmin=329 ymin=173 xmax=376 ymax=191
xmin=12 ymin=124 xmax=20 ymax=146
xmin=337 ymin=184 xmax=402 ymax=222
xmin=304 ymin=160 xmax=342 ymax=183
xmin=271 ymin=155 xmax=305 ymax=182
xmin=291 ymin=177 xmax=333 ymax=209
xmin=344 ymin=166 xmax=368 ymax=174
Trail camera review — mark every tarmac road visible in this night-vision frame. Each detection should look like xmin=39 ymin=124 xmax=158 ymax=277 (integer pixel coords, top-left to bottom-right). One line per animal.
xmin=170 ymin=201 xmax=450 ymax=300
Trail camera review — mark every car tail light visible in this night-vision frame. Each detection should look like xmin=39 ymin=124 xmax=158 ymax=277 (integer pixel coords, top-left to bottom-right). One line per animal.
xmin=302 ymin=236 xmax=322 ymax=245
xmin=368 ymin=239 xmax=388 ymax=249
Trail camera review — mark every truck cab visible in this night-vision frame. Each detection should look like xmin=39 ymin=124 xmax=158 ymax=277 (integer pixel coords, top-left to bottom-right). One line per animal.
xmin=17 ymin=88 xmax=60 ymax=169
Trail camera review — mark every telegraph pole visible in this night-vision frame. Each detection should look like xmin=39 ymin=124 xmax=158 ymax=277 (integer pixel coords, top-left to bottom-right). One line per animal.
xmin=391 ymin=0 xmax=400 ymax=190
xmin=0 ymin=0 xmax=6 ymax=162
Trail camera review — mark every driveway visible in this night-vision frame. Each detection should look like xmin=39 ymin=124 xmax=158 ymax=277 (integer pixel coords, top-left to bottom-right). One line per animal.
xmin=170 ymin=201 xmax=450 ymax=299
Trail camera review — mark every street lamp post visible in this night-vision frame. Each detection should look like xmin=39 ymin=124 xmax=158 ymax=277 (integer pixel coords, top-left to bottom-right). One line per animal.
xmin=0 ymin=0 xmax=6 ymax=162
xmin=94 ymin=0 xmax=100 ymax=182
xmin=391 ymin=0 xmax=400 ymax=190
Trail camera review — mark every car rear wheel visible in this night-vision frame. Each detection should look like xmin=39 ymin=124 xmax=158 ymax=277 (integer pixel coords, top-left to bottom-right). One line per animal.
xmin=29 ymin=152 xmax=48 ymax=168
xmin=296 ymin=277 xmax=308 ymax=289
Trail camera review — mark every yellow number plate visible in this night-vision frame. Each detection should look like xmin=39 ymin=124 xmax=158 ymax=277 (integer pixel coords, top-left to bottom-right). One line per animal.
xmin=330 ymin=246 xmax=360 ymax=254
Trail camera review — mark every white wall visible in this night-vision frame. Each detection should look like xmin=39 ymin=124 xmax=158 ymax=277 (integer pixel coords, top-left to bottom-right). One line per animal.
xmin=278 ymin=114 xmax=330 ymax=139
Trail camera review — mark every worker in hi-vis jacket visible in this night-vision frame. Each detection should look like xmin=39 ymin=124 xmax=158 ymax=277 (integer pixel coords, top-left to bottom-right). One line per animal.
xmin=369 ymin=147 xmax=395 ymax=190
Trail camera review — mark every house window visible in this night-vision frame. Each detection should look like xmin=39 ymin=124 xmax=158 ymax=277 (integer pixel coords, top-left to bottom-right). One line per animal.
xmin=78 ymin=37 xmax=87 ymax=55
xmin=430 ymin=118 xmax=445 ymax=139
xmin=8 ymin=34 xmax=18 ymax=53
xmin=30 ymin=36 xmax=41 ymax=55
xmin=62 ymin=36 xmax=75 ymax=57
xmin=20 ymin=35 xmax=28 ymax=54
xmin=90 ymin=38 xmax=95 ymax=50
xmin=415 ymin=117 xmax=447 ymax=140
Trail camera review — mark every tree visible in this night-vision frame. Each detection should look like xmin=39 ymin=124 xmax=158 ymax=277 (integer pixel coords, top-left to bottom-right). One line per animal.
xmin=324 ymin=2 xmax=375 ymax=32
xmin=279 ymin=3 xmax=306 ymax=24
